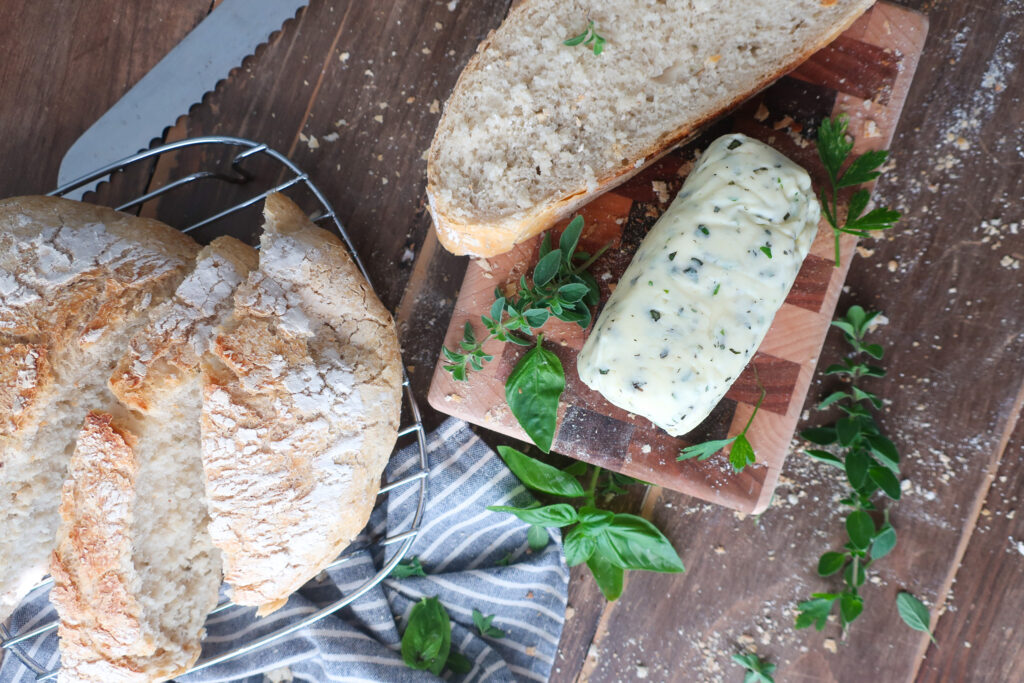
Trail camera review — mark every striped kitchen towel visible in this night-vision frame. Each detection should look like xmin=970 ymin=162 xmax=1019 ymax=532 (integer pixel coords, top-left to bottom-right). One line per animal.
xmin=0 ymin=418 xmax=570 ymax=683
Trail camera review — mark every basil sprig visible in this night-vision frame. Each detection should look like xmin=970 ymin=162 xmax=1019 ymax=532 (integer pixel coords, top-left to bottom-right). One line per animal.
xmin=487 ymin=445 xmax=683 ymax=601
xmin=400 ymin=597 xmax=452 ymax=676
xmin=505 ymin=336 xmax=564 ymax=452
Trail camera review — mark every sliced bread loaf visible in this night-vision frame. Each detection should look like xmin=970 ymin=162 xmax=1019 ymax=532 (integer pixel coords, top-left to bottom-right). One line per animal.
xmin=202 ymin=193 xmax=403 ymax=615
xmin=0 ymin=196 xmax=198 ymax=623
xmin=427 ymin=0 xmax=873 ymax=256
xmin=50 ymin=238 xmax=254 ymax=681
xmin=50 ymin=237 xmax=256 ymax=682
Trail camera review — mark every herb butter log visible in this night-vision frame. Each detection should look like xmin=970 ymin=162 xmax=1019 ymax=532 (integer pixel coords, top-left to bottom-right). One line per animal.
xmin=577 ymin=134 xmax=820 ymax=436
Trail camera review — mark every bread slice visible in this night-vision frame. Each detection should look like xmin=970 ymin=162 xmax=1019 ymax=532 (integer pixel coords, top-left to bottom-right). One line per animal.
xmin=50 ymin=238 xmax=257 ymax=682
xmin=0 ymin=196 xmax=199 ymax=623
xmin=427 ymin=0 xmax=874 ymax=256
xmin=201 ymin=193 xmax=402 ymax=615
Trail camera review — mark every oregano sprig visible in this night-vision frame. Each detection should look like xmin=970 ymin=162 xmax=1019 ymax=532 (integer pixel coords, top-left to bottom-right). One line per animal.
xmin=795 ymin=305 xmax=931 ymax=640
xmin=816 ymin=115 xmax=901 ymax=266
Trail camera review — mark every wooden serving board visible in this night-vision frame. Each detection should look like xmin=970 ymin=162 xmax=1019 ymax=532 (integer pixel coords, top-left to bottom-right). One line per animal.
xmin=428 ymin=3 xmax=927 ymax=514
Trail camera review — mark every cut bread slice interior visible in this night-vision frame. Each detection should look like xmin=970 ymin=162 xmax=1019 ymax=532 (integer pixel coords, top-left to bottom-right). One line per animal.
xmin=201 ymin=193 xmax=403 ymax=615
xmin=427 ymin=0 xmax=874 ymax=256
xmin=50 ymin=238 xmax=255 ymax=682
xmin=0 ymin=196 xmax=198 ymax=623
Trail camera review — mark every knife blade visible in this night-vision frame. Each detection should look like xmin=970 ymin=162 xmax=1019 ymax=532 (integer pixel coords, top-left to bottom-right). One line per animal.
xmin=58 ymin=0 xmax=308 ymax=198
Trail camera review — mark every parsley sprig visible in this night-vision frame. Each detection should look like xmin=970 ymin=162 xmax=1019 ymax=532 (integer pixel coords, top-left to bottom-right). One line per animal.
xmin=795 ymin=306 xmax=930 ymax=639
xmin=677 ymin=386 xmax=766 ymax=472
xmin=816 ymin=115 xmax=901 ymax=266
xmin=564 ymin=18 xmax=606 ymax=55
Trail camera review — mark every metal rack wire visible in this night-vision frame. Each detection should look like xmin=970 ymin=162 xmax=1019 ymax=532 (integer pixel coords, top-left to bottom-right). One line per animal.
xmin=0 ymin=136 xmax=430 ymax=680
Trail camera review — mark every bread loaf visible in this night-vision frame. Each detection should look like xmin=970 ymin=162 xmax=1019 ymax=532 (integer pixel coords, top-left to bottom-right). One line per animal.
xmin=0 ymin=196 xmax=198 ymax=623
xmin=427 ymin=0 xmax=873 ymax=257
xmin=51 ymin=238 xmax=257 ymax=682
xmin=201 ymin=193 xmax=402 ymax=615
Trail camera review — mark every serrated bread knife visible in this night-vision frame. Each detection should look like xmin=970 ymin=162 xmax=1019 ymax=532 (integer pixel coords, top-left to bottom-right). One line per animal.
xmin=57 ymin=0 xmax=308 ymax=198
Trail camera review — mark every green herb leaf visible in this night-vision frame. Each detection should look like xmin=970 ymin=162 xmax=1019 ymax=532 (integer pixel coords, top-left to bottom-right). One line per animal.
xmin=844 ymin=560 xmax=866 ymax=588
xmin=564 ymin=526 xmax=598 ymax=566
xmin=846 ymin=510 xmax=875 ymax=549
xmin=401 ymin=597 xmax=451 ymax=675
xmin=837 ymin=149 xmax=889 ymax=188
xmin=817 ymin=551 xmax=847 ymax=577
xmin=868 ymin=465 xmax=902 ymax=500
xmin=871 ymin=524 xmax=897 ymax=560
xmin=577 ymin=506 xmax=614 ymax=530
xmin=528 ymin=524 xmax=549 ymax=551
xmin=391 ymin=556 xmax=426 ymax=578
xmin=795 ymin=593 xmax=839 ymax=630
xmin=760 ymin=245 xmax=773 ymax=258
xmin=732 ymin=652 xmax=776 ymax=683
xmin=563 ymin=21 xmax=591 ymax=46
xmin=845 ymin=449 xmax=871 ymax=489
xmin=523 ymin=308 xmax=550 ymax=328
xmin=505 ymin=338 xmax=565 ymax=452
xmin=495 ymin=445 xmax=585 ymax=497
xmin=840 ymin=592 xmax=864 ymax=625
xmin=678 ymin=437 xmax=735 ymax=461
xmin=729 ymin=434 xmax=756 ymax=472
xmin=805 ymin=448 xmax=844 ymax=468
xmin=896 ymin=592 xmax=935 ymax=642
xmin=559 ymin=215 xmax=584 ymax=262
xmin=559 ymin=282 xmax=590 ymax=303
xmin=472 ymin=608 xmax=506 ymax=639
xmin=596 ymin=514 xmax=685 ymax=573
xmin=802 ymin=426 xmax=838 ymax=445
xmin=816 ymin=115 xmax=853 ymax=183
xmin=818 ymin=391 xmax=849 ymax=410
xmin=586 ymin=549 xmax=624 ymax=600
xmin=836 ymin=417 xmax=861 ymax=446
xmin=447 ymin=651 xmax=473 ymax=674
xmin=487 ymin=503 xmax=578 ymax=527
xmin=533 ymin=249 xmax=563 ymax=286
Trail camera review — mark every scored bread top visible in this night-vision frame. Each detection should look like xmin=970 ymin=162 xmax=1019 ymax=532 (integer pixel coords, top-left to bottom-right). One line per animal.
xmin=202 ymin=193 xmax=402 ymax=615
xmin=427 ymin=0 xmax=874 ymax=256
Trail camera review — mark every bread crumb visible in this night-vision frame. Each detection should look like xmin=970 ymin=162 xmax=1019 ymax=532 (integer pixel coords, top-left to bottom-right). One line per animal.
xmin=406 ymin=96 xmax=416 ymax=104
xmin=773 ymin=115 xmax=794 ymax=131
xmin=422 ymin=47 xmax=432 ymax=55
xmin=888 ymin=259 xmax=899 ymax=272
xmin=429 ymin=99 xmax=441 ymax=114
xmin=323 ymin=132 xmax=339 ymax=143
xmin=863 ymin=119 xmax=881 ymax=138
xmin=824 ymin=638 xmax=838 ymax=653
xmin=714 ymin=545 xmax=725 ymax=554
xmin=339 ymin=51 xmax=349 ymax=62
xmin=373 ymin=115 xmax=384 ymax=124
xmin=754 ymin=101 xmax=769 ymax=122
xmin=856 ymin=246 xmax=874 ymax=258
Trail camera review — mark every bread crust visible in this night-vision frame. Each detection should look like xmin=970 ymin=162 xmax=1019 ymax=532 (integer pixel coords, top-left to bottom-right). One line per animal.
xmin=426 ymin=0 xmax=875 ymax=257
xmin=201 ymin=194 xmax=402 ymax=615
xmin=0 ymin=196 xmax=199 ymax=623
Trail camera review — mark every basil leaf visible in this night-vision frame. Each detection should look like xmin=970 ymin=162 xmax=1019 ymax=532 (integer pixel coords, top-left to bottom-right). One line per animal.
xmin=577 ymin=506 xmax=613 ymax=530
xmin=401 ymin=596 xmax=451 ymax=675
xmin=586 ymin=549 xmax=624 ymax=600
xmin=533 ymin=249 xmax=562 ymax=286
xmin=801 ymin=426 xmax=838 ymax=445
xmin=447 ymin=651 xmax=472 ymax=674
xmin=505 ymin=340 xmax=565 ymax=452
xmin=495 ymin=445 xmax=584 ymax=497
xmin=559 ymin=215 xmax=584 ymax=262
xmin=896 ymin=592 xmax=935 ymax=642
xmin=487 ymin=503 xmax=578 ymax=527
xmin=597 ymin=513 xmax=684 ymax=573
xmin=528 ymin=524 xmax=549 ymax=551
xmin=564 ymin=526 xmax=597 ymax=566
xmin=845 ymin=510 xmax=875 ymax=550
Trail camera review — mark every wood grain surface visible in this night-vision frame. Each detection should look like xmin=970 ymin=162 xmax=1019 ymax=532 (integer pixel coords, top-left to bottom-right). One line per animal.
xmin=427 ymin=3 xmax=928 ymax=515
xmin=2 ymin=1 xmax=1023 ymax=681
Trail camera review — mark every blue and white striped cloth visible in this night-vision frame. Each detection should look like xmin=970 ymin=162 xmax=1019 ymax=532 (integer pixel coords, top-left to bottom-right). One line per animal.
xmin=1 ymin=419 xmax=570 ymax=683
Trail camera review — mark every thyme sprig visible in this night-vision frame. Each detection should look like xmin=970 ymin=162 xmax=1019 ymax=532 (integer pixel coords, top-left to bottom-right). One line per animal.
xmin=677 ymin=385 xmax=766 ymax=473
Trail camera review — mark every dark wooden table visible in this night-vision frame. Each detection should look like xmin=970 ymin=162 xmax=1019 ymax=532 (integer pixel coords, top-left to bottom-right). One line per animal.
xmin=3 ymin=1 xmax=1022 ymax=681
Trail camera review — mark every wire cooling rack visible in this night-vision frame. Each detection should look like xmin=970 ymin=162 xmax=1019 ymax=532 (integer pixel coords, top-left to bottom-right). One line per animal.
xmin=0 ymin=136 xmax=430 ymax=680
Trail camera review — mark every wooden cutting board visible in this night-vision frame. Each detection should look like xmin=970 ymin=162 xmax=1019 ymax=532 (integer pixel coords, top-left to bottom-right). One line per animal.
xmin=428 ymin=3 xmax=928 ymax=514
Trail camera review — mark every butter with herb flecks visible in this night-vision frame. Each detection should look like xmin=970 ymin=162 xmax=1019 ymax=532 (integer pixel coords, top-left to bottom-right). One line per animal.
xmin=576 ymin=133 xmax=820 ymax=436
